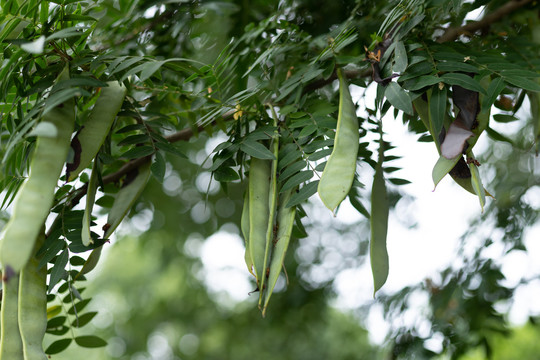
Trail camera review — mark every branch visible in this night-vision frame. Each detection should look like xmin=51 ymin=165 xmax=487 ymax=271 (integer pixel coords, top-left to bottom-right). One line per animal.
xmin=437 ymin=0 xmax=533 ymax=43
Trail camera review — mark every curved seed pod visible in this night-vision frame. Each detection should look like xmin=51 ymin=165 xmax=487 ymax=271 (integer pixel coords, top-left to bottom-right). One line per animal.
xmin=414 ymin=93 xmax=490 ymax=196
xmin=0 ymin=66 xmax=75 ymax=273
xmin=317 ymin=68 xmax=359 ymax=213
xmin=261 ymin=188 xmax=296 ymax=316
xmin=248 ymin=158 xmax=271 ymax=288
xmin=259 ymin=127 xmax=279 ymax=307
xmin=66 ymin=81 xmax=127 ymax=181
xmin=18 ymin=233 xmax=47 ymax=360
xmin=103 ymin=159 xmax=151 ymax=239
xmin=0 ymin=272 xmax=24 ymax=360
xmin=82 ymin=160 xmax=99 ymax=246
xmin=241 ymin=190 xmax=255 ymax=276
xmin=371 ymin=134 xmax=389 ymax=296
xmin=73 ymin=247 xmax=103 ymax=282
xmin=469 ymin=159 xmax=485 ymax=212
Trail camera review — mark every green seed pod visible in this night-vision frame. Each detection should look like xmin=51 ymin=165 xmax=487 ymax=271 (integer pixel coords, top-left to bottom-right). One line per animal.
xmin=0 ymin=273 xmax=24 ymax=360
xmin=241 ymin=189 xmax=255 ymax=276
xmin=103 ymin=160 xmax=152 ymax=239
xmin=370 ymin=137 xmax=389 ymax=296
xmin=81 ymin=160 xmax=99 ymax=246
xmin=18 ymin=233 xmax=47 ymax=360
xmin=261 ymin=188 xmax=296 ymax=316
xmin=318 ymin=68 xmax=359 ymax=213
xmin=0 ymin=66 xmax=75 ymax=273
xmin=66 ymin=81 xmax=127 ymax=182
xmin=248 ymin=158 xmax=271 ymax=287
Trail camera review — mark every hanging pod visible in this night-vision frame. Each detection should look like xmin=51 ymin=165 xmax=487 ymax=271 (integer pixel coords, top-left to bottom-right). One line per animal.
xmin=103 ymin=160 xmax=152 ymax=239
xmin=66 ymin=81 xmax=127 ymax=181
xmin=0 ymin=273 xmax=24 ymax=360
xmin=318 ymin=68 xmax=359 ymax=213
xmin=18 ymin=233 xmax=48 ymax=360
xmin=0 ymin=66 xmax=76 ymax=273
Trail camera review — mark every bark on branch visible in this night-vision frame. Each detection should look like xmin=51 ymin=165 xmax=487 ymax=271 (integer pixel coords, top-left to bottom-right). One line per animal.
xmin=437 ymin=0 xmax=533 ymax=43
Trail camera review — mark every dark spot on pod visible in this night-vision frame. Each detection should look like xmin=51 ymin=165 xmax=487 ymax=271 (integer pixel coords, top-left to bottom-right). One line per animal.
xmin=2 ymin=265 xmax=15 ymax=283
xmin=449 ymin=157 xmax=471 ymax=179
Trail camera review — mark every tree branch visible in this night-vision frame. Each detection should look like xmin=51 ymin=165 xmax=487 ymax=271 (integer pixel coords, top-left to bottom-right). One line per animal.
xmin=48 ymin=65 xmax=365 ymax=239
xmin=437 ymin=0 xmax=533 ymax=43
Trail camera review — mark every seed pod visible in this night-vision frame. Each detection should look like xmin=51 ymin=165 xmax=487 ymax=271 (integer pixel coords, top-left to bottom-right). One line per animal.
xmin=103 ymin=159 xmax=151 ymax=239
xmin=261 ymin=188 xmax=296 ymax=316
xmin=18 ymin=233 xmax=48 ymax=360
xmin=318 ymin=68 xmax=359 ymax=213
xmin=81 ymin=160 xmax=99 ymax=246
xmin=0 ymin=66 xmax=75 ymax=273
xmin=0 ymin=272 xmax=24 ymax=360
xmin=241 ymin=189 xmax=255 ymax=276
xmin=247 ymin=158 xmax=271 ymax=288
xmin=370 ymin=138 xmax=389 ymax=296
xmin=66 ymin=81 xmax=127 ymax=181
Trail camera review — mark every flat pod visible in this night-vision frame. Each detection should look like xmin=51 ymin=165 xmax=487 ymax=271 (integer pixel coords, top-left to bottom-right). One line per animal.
xmin=0 ymin=67 xmax=76 ymax=272
xmin=261 ymin=188 xmax=296 ymax=316
xmin=241 ymin=190 xmax=255 ymax=276
xmin=104 ymin=160 xmax=152 ymax=239
xmin=248 ymin=158 xmax=271 ymax=286
xmin=18 ymin=233 xmax=48 ymax=360
xmin=82 ymin=160 xmax=99 ymax=246
xmin=317 ymin=68 xmax=359 ymax=212
xmin=67 ymin=81 xmax=127 ymax=181
xmin=370 ymin=140 xmax=389 ymax=295
xmin=0 ymin=273 xmax=24 ymax=360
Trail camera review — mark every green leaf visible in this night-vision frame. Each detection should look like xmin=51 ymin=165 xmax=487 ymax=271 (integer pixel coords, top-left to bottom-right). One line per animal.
xmin=307 ymin=148 xmax=332 ymax=161
xmin=407 ymin=75 xmax=441 ymax=91
xmin=151 ymin=152 xmax=166 ymax=183
xmin=482 ymin=77 xmax=506 ymax=113
xmin=49 ymin=249 xmax=69 ymax=292
xmin=432 ymin=154 xmax=460 ymax=189
xmin=45 ymin=339 xmax=72 ymax=355
xmin=279 ymin=160 xmax=307 ymax=182
xmin=155 ymin=141 xmax=187 ymax=158
xmin=436 ymin=61 xmax=479 ymax=73
xmin=139 ymin=60 xmax=165 ymax=82
xmin=120 ymin=146 xmax=154 ymax=159
xmin=47 ymin=316 xmax=67 ymax=329
xmin=280 ymin=170 xmax=313 ymax=193
xmin=469 ymin=162 xmax=485 ymax=212
xmin=46 ymin=26 xmax=89 ymax=40
xmin=441 ymin=73 xmax=486 ymax=94
xmin=385 ymin=82 xmax=413 ymax=115
xmin=493 ymin=114 xmax=518 ymax=123
xmin=393 ymin=41 xmax=408 ymax=73
xmin=298 ymin=124 xmax=318 ymax=138
xmin=286 ymin=181 xmax=319 ymax=207
xmin=486 ymin=126 xmax=515 ymax=145
xmin=240 ymin=140 xmax=276 ymax=160
xmin=75 ymin=335 xmax=107 ymax=348
xmin=117 ymin=134 xmax=151 ymax=146
xmin=503 ymin=76 xmax=540 ymax=92
xmin=68 ymin=298 xmax=92 ymax=315
xmin=71 ymin=312 xmax=98 ymax=328
xmin=213 ymin=166 xmax=240 ymax=182
xmin=388 ymin=178 xmax=411 ymax=185
xmin=429 ymin=86 xmax=447 ymax=138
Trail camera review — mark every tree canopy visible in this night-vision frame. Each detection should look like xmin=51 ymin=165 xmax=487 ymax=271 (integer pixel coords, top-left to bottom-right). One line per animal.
xmin=1 ymin=0 xmax=540 ymax=359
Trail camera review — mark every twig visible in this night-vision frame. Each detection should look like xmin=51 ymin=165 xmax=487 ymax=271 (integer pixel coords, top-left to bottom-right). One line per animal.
xmin=437 ymin=0 xmax=533 ymax=43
